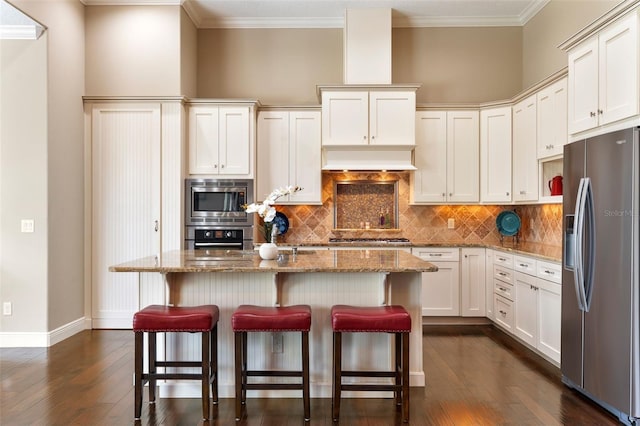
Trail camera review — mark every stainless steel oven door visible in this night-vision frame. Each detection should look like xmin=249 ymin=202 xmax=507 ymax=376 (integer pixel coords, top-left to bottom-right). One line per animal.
xmin=185 ymin=226 xmax=253 ymax=250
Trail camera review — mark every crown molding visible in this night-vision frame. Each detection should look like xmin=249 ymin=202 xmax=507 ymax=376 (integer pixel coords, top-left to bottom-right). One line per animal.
xmin=82 ymin=0 xmax=182 ymax=4
xmin=197 ymin=16 xmax=344 ymax=29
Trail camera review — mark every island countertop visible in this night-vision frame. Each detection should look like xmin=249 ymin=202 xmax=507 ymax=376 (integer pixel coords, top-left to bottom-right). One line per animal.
xmin=109 ymin=249 xmax=438 ymax=273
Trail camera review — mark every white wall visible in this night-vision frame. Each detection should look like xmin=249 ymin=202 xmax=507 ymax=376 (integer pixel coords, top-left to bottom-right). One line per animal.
xmin=0 ymin=36 xmax=49 ymax=335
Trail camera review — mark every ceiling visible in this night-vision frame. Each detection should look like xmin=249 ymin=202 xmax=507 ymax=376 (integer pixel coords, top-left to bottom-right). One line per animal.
xmin=82 ymin=0 xmax=551 ymax=28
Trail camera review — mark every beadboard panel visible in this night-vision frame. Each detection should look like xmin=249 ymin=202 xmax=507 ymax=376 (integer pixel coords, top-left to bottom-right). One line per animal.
xmin=149 ymin=271 xmax=424 ymax=398
xmin=91 ymin=104 xmax=161 ymax=328
xmin=160 ymin=102 xmax=185 ymax=251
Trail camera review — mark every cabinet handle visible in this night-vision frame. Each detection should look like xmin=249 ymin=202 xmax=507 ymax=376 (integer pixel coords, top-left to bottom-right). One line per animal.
xmin=549 ymin=144 xmax=554 ymax=149
xmin=429 ymin=253 xmax=443 ymax=257
xmin=506 ymin=192 xmax=509 ymax=196
xmin=498 ymin=257 xmax=507 ymax=261
xmin=499 ymin=287 xmax=507 ymax=291
xmin=519 ymin=263 xmax=528 ymax=268
xmin=520 ymin=190 xmax=526 ymax=195
xmin=499 ymin=310 xmax=507 ymax=316
xmin=544 ymin=270 xmax=555 ymax=275
xmin=371 ymin=135 xmax=375 ymax=140
xmin=214 ymin=164 xmax=218 ymax=168
xmin=221 ymin=164 xmax=225 ymax=169
xmin=154 ymin=220 xmax=159 ymax=232
xmin=598 ymin=109 xmax=603 ymax=115
xmin=465 ymin=255 xmax=468 ymax=258
xmin=498 ymin=272 xmax=507 ymax=277
xmin=590 ymin=111 xmax=596 ymax=117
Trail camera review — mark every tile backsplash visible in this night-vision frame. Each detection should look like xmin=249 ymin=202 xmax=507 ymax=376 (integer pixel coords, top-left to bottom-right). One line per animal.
xmin=264 ymin=172 xmax=562 ymax=247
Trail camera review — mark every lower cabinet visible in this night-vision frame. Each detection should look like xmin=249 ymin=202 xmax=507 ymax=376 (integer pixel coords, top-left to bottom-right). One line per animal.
xmin=412 ymin=247 xmax=460 ymax=316
xmin=460 ymin=248 xmax=486 ymax=317
xmin=494 ymin=294 xmax=514 ymax=332
xmin=514 ymin=271 xmax=538 ymax=346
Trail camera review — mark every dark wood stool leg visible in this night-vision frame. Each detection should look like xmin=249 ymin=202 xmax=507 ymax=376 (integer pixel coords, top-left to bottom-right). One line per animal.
xmin=332 ymin=331 xmax=342 ymax=422
xmin=234 ymin=331 xmax=243 ymax=421
xmin=395 ymin=331 xmax=402 ymax=408
xmin=134 ymin=331 xmax=143 ymax=420
xmin=201 ymin=331 xmax=210 ymax=420
xmin=241 ymin=331 xmax=248 ymax=403
xmin=148 ymin=332 xmax=157 ymax=403
xmin=211 ymin=324 xmax=218 ymax=404
xmin=302 ymin=331 xmax=310 ymax=421
xmin=402 ymin=331 xmax=410 ymax=423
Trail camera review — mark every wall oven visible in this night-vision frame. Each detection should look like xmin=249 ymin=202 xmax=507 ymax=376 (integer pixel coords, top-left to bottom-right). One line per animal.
xmin=185 ymin=178 xmax=254 ymax=250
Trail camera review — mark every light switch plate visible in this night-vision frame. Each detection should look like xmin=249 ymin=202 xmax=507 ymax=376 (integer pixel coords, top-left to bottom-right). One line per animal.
xmin=21 ymin=219 xmax=34 ymax=233
xmin=447 ymin=218 xmax=455 ymax=229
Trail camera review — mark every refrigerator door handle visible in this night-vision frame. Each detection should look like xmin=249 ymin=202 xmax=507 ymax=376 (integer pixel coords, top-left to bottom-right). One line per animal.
xmin=583 ymin=177 xmax=595 ymax=312
xmin=573 ymin=177 xmax=588 ymax=311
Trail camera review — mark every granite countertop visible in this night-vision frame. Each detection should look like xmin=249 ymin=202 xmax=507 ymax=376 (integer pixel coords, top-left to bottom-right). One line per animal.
xmin=109 ymin=249 xmax=438 ymax=273
xmin=278 ymin=241 xmax=562 ymax=263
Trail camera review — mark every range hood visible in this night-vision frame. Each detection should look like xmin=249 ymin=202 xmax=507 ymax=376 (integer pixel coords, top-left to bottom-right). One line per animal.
xmin=319 ymin=9 xmax=420 ymax=171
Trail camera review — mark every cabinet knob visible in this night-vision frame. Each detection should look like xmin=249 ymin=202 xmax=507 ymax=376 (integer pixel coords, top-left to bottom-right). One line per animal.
xmin=590 ymin=111 xmax=596 ymax=117
xmin=442 ymin=193 xmax=446 ymax=197
xmin=154 ymin=220 xmax=159 ymax=232
xmin=520 ymin=190 xmax=526 ymax=195
xmin=506 ymin=192 xmax=510 ymax=196
xmin=363 ymin=136 xmax=367 ymax=140
xmin=371 ymin=135 xmax=375 ymax=140
xmin=214 ymin=164 xmax=218 ymax=168
xmin=598 ymin=109 xmax=603 ymax=115
xmin=449 ymin=193 xmax=453 ymax=197
xmin=221 ymin=164 xmax=225 ymax=169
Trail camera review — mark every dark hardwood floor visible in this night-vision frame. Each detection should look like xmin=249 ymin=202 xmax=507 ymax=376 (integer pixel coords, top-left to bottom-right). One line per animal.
xmin=1 ymin=325 xmax=619 ymax=425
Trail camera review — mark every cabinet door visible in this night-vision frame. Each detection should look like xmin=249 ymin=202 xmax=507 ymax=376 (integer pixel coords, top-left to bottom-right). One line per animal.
xmin=512 ymin=95 xmax=538 ymax=202
xmin=537 ymin=78 xmax=568 ymax=159
xmin=219 ymin=106 xmax=250 ymax=176
xmin=514 ymin=271 xmax=537 ymax=347
xmin=599 ymin=12 xmax=639 ymax=126
xmin=537 ymin=278 xmax=561 ymax=363
xmin=321 ymin=91 xmax=369 ymax=145
xmin=447 ymin=111 xmax=479 ymax=202
xmin=257 ymin=111 xmax=289 ymax=201
xmin=485 ymin=250 xmax=494 ymax=320
xmin=289 ymin=111 xmax=322 ymax=204
xmin=412 ymin=111 xmax=447 ymax=203
xmin=92 ymin=103 xmax=161 ymax=328
xmin=480 ymin=107 xmax=512 ymax=203
xmin=189 ymin=106 xmax=220 ymax=174
xmin=420 ymin=261 xmax=460 ymax=316
xmin=369 ymin=91 xmax=416 ymax=145
xmin=460 ymin=248 xmax=486 ymax=317
xmin=568 ymin=38 xmax=599 ymax=134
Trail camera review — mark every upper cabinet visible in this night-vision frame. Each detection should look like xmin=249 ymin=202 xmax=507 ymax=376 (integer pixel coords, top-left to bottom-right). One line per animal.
xmin=188 ymin=102 xmax=257 ymax=177
xmin=257 ymin=109 xmax=322 ymax=204
xmin=512 ymin=95 xmax=539 ymax=202
xmin=566 ymin=10 xmax=639 ymax=135
xmin=480 ymin=106 xmax=512 ymax=203
xmin=321 ymin=89 xmax=416 ymax=146
xmin=537 ymin=77 xmax=568 ymax=159
xmin=412 ymin=110 xmax=479 ymax=203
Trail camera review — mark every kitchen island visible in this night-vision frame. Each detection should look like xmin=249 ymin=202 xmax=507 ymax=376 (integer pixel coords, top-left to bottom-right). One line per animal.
xmin=110 ymin=249 xmax=437 ymax=398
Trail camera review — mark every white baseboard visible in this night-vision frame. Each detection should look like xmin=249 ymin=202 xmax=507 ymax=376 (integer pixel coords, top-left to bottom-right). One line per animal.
xmin=0 ymin=317 xmax=88 ymax=348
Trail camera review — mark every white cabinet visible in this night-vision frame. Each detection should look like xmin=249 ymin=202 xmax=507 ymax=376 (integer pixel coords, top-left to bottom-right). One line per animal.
xmin=321 ymin=90 xmax=416 ymax=146
xmin=480 ymin=106 xmax=512 ymax=203
xmin=89 ymin=101 xmax=183 ymax=328
xmin=188 ymin=104 xmax=254 ymax=177
xmin=412 ymin=247 xmax=460 ymax=316
xmin=512 ymin=95 xmax=538 ymax=202
xmin=514 ymin=271 xmax=538 ymax=347
xmin=567 ymin=11 xmax=639 ymax=134
xmin=492 ymin=250 xmax=515 ymax=332
xmin=257 ymin=110 xmax=322 ymax=204
xmin=460 ymin=248 xmax=486 ymax=317
xmin=485 ymin=250 xmax=494 ymax=320
xmin=412 ymin=110 xmax=479 ymax=203
xmin=537 ymin=77 xmax=568 ymax=159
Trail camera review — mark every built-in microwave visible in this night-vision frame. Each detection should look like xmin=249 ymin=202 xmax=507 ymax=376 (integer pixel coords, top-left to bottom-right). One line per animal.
xmin=185 ymin=178 xmax=254 ymax=226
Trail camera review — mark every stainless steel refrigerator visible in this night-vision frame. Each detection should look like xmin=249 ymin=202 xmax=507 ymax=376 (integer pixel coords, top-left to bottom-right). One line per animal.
xmin=562 ymin=127 xmax=640 ymax=425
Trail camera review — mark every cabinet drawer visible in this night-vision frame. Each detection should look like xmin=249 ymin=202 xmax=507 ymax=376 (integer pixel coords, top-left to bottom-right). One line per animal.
xmin=493 ymin=265 xmax=513 ymax=285
xmin=494 ymin=278 xmax=514 ymax=301
xmin=537 ymin=260 xmax=561 ymax=284
xmin=494 ymin=294 xmax=514 ymax=331
xmin=493 ymin=251 xmax=513 ymax=268
xmin=514 ymin=255 xmax=537 ymax=276
xmin=412 ymin=247 xmax=459 ymax=262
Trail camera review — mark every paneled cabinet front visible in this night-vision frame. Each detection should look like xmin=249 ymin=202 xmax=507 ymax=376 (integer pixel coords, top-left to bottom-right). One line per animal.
xmin=188 ymin=104 xmax=253 ymax=177
xmin=321 ymin=90 xmax=416 ymax=146
xmin=412 ymin=110 xmax=479 ymax=203
xmin=257 ymin=110 xmax=322 ymax=204
xmin=411 ymin=247 xmax=460 ymax=316
xmin=512 ymin=95 xmax=538 ymax=202
xmin=537 ymin=77 xmax=568 ymax=159
xmin=567 ymin=11 xmax=639 ymax=135
xmin=480 ymin=106 xmax=512 ymax=203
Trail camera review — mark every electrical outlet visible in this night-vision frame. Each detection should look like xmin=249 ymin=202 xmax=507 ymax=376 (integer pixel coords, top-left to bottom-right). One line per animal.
xmin=3 ymin=302 xmax=12 ymax=316
xmin=21 ymin=219 xmax=34 ymax=233
xmin=272 ymin=332 xmax=283 ymax=353
xmin=447 ymin=218 xmax=455 ymax=229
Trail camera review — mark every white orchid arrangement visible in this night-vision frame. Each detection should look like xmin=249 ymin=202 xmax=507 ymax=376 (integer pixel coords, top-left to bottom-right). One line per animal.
xmin=245 ymin=185 xmax=303 ymax=243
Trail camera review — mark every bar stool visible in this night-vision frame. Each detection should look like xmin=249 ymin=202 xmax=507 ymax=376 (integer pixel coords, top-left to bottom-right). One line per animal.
xmin=231 ymin=304 xmax=312 ymax=421
xmin=331 ymin=304 xmax=411 ymax=423
xmin=133 ymin=304 xmax=219 ymax=421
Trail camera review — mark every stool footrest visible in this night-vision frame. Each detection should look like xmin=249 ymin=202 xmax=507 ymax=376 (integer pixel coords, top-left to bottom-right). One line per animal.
xmin=245 ymin=383 xmax=304 ymax=391
xmin=247 ymin=370 xmax=302 ymax=377
xmin=340 ymin=384 xmax=402 ymax=392
xmin=341 ymin=370 xmax=397 ymax=378
xmin=156 ymin=361 xmax=203 ymax=368
xmin=144 ymin=373 xmax=211 ymax=381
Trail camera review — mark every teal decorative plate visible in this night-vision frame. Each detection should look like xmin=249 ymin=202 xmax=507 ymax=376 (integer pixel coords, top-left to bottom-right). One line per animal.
xmin=496 ymin=210 xmax=521 ymax=236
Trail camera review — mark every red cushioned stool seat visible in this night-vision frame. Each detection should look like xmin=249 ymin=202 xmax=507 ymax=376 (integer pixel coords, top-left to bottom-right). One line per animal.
xmin=133 ymin=305 xmax=219 ymax=421
xmin=231 ymin=305 xmax=311 ymax=422
xmin=331 ymin=304 xmax=411 ymax=423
